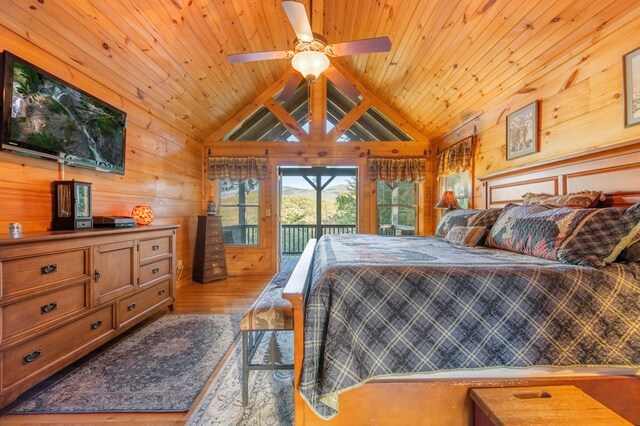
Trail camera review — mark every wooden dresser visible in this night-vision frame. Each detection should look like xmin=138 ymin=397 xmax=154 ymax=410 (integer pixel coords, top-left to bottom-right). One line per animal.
xmin=192 ymin=215 xmax=228 ymax=283
xmin=0 ymin=225 xmax=178 ymax=408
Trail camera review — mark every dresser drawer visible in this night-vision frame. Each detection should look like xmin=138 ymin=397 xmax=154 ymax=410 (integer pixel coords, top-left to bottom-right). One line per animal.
xmin=205 ymin=224 xmax=223 ymax=236
xmin=203 ymin=250 xmax=226 ymax=262
xmin=1 ymin=249 xmax=89 ymax=298
xmin=204 ymin=259 xmax=226 ymax=270
xmin=202 ymin=267 xmax=227 ymax=281
xmin=204 ymin=234 xmax=224 ymax=246
xmin=139 ymin=258 xmax=171 ymax=287
xmin=2 ymin=282 xmax=89 ymax=342
xmin=2 ymin=306 xmax=114 ymax=391
xmin=117 ymin=280 xmax=170 ymax=328
xmin=205 ymin=216 xmax=222 ymax=228
xmin=139 ymin=237 xmax=170 ymax=262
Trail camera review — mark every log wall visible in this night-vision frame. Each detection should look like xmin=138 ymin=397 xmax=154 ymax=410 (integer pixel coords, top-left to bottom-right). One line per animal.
xmin=434 ymin=10 xmax=640 ymax=211
xmin=0 ymin=25 xmax=203 ymax=286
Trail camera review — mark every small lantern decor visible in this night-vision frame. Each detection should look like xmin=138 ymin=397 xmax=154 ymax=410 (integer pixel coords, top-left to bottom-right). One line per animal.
xmin=52 ymin=180 xmax=93 ymax=230
xmin=131 ymin=205 xmax=154 ymax=225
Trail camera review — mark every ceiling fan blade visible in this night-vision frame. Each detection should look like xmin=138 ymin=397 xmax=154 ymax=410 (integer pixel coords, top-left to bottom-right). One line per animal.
xmin=325 ymin=67 xmax=361 ymax=102
xmin=325 ymin=37 xmax=392 ymax=57
xmin=228 ymin=50 xmax=293 ymax=64
xmin=279 ymin=73 xmax=304 ymax=102
xmin=281 ymin=1 xmax=314 ymax=43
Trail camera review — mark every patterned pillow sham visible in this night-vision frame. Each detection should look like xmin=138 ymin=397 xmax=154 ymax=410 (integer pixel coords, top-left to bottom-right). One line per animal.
xmin=616 ymin=228 xmax=640 ymax=262
xmin=444 ymin=226 xmax=487 ymax=247
xmin=522 ymin=190 xmax=605 ymax=208
xmin=486 ymin=202 xmax=640 ymax=267
xmin=435 ymin=208 xmax=501 ymax=238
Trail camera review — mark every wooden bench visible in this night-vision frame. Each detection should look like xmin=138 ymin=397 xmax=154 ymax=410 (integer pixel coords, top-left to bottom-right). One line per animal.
xmin=240 ymin=270 xmax=295 ymax=405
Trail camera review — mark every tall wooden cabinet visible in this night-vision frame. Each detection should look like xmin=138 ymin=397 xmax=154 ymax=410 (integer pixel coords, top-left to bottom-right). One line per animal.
xmin=193 ymin=215 xmax=228 ymax=282
xmin=0 ymin=225 xmax=178 ymax=408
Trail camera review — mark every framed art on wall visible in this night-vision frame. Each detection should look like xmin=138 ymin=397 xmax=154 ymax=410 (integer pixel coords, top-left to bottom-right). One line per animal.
xmin=624 ymin=47 xmax=640 ymax=127
xmin=506 ymin=100 xmax=539 ymax=160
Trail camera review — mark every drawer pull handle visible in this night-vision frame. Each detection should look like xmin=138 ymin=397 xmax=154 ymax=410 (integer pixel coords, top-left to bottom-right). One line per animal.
xmin=23 ymin=349 xmax=42 ymax=364
xmin=158 ymin=289 xmax=165 ymax=296
xmin=152 ymin=244 xmax=160 ymax=251
xmin=152 ymin=267 xmax=160 ymax=274
xmin=41 ymin=264 xmax=58 ymax=275
xmin=127 ymin=303 xmax=137 ymax=311
xmin=40 ymin=301 xmax=58 ymax=314
xmin=90 ymin=320 xmax=103 ymax=330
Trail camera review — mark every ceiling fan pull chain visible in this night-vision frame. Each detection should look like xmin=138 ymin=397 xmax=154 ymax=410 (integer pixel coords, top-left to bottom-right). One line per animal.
xmin=308 ymin=82 xmax=313 ymax=123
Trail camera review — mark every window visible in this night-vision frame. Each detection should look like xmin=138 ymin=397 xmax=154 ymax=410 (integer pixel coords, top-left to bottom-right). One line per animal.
xmin=377 ymin=181 xmax=417 ymax=236
xmin=440 ymin=171 xmax=470 ymax=209
xmin=218 ymin=179 xmax=259 ymax=245
xmin=339 ymin=107 xmax=413 ymax=142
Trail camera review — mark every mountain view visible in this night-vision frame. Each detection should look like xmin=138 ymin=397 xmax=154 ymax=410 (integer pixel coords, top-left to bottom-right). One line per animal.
xmin=281 ymin=183 xmax=356 ymax=225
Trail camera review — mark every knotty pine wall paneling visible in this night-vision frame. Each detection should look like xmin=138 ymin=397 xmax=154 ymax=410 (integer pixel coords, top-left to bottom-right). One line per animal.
xmin=434 ymin=6 xmax=640 ymax=211
xmin=0 ymin=25 xmax=203 ymax=288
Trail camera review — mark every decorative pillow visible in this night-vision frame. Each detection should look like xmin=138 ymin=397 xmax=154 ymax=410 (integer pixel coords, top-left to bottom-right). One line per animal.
xmin=522 ymin=190 xmax=606 ymax=208
xmin=616 ymin=228 xmax=640 ymax=262
xmin=435 ymin=208 xmax=501 ymax=238
xmin=486 ymin=203 xmax=640 ymax=267
xmin=445 ymin=226 xmax=487 ymax=247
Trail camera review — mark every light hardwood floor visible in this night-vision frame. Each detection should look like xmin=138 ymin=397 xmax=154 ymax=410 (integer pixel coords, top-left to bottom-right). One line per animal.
xmin=0 ymin=273 xmax=274 ymax=425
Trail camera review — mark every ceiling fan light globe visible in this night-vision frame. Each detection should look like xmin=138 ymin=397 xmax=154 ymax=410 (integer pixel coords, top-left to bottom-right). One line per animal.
xmin=291 ymin=50 xmax=330 ymax=81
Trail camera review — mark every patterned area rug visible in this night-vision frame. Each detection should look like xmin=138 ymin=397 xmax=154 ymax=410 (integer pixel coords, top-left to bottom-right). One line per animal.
xmin=188 ymin=331 xmax=294 ymax=425
xmin=13 ymin=313 xmax=241 ymax=413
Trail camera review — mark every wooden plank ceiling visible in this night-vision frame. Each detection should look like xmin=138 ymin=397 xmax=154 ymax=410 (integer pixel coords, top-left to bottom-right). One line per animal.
xmin=1 ymin=0 xmax=636 ymax=142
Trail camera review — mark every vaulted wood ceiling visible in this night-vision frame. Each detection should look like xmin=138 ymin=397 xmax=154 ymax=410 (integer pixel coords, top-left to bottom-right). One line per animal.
xmin=1 ymin=0 xmax=636 ymax=142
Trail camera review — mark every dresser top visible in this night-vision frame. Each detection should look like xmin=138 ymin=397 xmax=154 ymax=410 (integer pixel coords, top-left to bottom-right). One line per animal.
xmin=0 ymin=224 xmax=179 ymax=246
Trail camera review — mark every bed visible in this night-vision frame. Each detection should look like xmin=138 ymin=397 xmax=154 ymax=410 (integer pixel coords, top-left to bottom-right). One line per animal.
xmin=283 ymin=141 xmax=640 ymax=425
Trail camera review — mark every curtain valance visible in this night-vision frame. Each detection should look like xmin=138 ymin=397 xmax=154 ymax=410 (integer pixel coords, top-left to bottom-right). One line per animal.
xmin=367 ymin=157 xmax=426 ymax=182
xmin=207 ymin=157 xmax=268 ymax=181
xmin=436 ymin=135 xmax=473 ymax=178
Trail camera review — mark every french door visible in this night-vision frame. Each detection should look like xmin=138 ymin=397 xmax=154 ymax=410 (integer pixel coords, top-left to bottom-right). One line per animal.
xmin=278 ymin=166 xmax=357 ymax=256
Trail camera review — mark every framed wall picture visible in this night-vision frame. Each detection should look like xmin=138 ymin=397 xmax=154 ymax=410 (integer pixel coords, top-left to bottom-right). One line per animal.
xmin=506 ymin=100 xmax=539 ymax=160
xmin=624 ymin=47 xmax=640 ymax=127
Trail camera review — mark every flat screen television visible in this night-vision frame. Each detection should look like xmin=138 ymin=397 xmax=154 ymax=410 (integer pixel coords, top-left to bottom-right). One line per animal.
xmin=1 ymin=51 xmax=126 ymax=174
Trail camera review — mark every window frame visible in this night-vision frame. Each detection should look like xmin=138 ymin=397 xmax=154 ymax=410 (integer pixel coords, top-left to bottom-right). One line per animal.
xmin=376 ymin=180 xmax=418 ymax=236
xmin=439 ymin=170 xmax=471 ymax=209
xmin=217 ymin=178 xmax=260 ymax=246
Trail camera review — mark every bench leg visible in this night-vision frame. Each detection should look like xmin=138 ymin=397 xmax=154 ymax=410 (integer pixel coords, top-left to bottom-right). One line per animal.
xmin=242 ymin=330 xmax=249 ymax=406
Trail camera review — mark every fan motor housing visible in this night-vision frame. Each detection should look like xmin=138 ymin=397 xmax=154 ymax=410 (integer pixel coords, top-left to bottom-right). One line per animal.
xmin=294 ymin=33 xmax=327 ymax=54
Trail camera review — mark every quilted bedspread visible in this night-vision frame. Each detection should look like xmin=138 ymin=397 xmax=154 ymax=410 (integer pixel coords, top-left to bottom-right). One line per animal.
xmin=299 ymin=234 xmax=640 ymax=419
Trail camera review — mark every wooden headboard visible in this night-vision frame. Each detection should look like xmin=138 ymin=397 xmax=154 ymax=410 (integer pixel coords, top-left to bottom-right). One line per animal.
xmin=477 ymin=141 xmax=640 ymax=209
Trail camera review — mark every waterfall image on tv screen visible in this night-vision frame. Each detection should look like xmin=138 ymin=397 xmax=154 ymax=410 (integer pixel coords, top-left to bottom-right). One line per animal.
xmin=8 ymin=57 xmax=126 ymax=172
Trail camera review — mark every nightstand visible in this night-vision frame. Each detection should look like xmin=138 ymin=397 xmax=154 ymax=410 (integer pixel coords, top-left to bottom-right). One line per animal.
xmin=470 ymin=385 xmax=631 ymax=425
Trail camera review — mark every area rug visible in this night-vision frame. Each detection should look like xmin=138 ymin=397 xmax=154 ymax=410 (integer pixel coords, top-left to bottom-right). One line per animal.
xmin=13 ymin=313 xmax=241 ymax=413
xmin=188 ymin=331 xmax=294 ymax=425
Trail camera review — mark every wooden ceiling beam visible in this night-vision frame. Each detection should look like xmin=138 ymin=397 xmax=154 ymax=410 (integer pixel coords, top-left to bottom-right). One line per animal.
xmin=329 ymin=63 xmax=429 ymax=143
xmin=205 ymin=71 xmax=296 ymax=143
xmin=265 ymin=97 xmax=309 ymax=142
xmin=326 ymin=98 xmax=372 ymax=142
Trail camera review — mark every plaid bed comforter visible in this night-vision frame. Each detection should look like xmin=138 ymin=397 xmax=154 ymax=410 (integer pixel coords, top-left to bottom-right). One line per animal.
xmin=300 ymin=234 xmax=640 ymax=419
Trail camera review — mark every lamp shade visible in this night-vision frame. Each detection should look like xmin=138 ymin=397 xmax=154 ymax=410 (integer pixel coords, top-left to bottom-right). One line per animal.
xmin=434 ymin=190 xmax=460 ymax=209
xmin=131 ymin=205 xmax=154 ymax=225
xmin=291 ymin=50 xmax=330 ymax=81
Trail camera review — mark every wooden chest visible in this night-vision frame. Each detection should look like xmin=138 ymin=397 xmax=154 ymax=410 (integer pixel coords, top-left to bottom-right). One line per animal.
xmin=192 ymin=215 xmax=228 ymax=283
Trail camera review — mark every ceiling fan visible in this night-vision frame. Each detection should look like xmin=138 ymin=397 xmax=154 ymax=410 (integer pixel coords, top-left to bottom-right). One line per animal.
xmin=227 ymin=1 xmax=391 ymax=102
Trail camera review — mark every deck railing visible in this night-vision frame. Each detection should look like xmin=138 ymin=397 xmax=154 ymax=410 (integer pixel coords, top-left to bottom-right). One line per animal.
xmin=281 ymin=224 xmax=356 ymax=254
xmin=222 ymin=224 xmax=258 ymax=245
xmin=222 ymin=223 xmax=413 ymax=253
